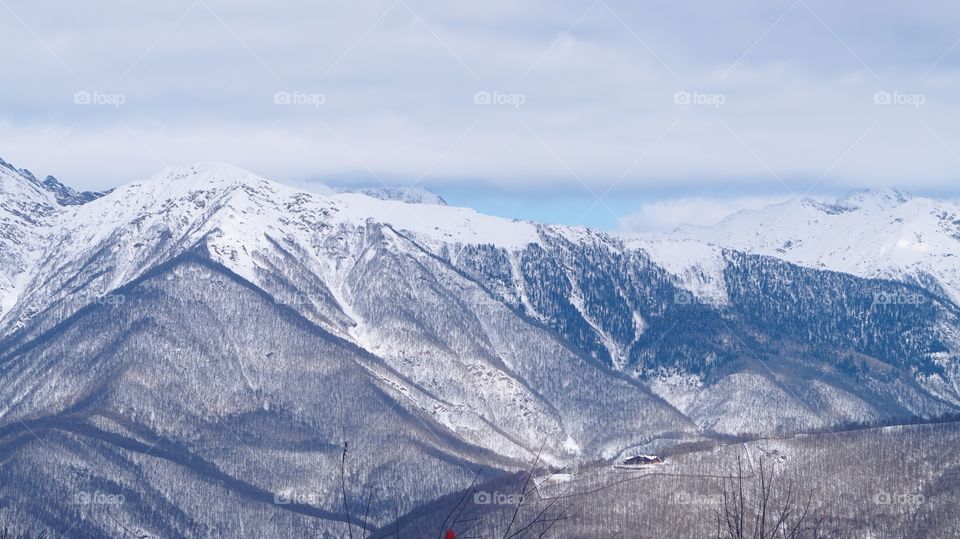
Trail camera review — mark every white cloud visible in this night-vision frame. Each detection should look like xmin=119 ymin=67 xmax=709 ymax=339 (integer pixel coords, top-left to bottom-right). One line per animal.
xmin=3 ymin=0 xmax=960 ymax=195
xmin=617 ymin=196 xmax=793 ymax=232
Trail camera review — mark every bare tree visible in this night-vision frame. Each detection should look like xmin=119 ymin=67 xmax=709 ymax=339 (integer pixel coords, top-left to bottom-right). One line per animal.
xmin=714 ymin=456 xmax=837 ymax=539
xmin=340 ymin=441 xmax=355 ymax=539
xmin=435 ymin=444 xmax=575 ymax=539
xmin=339 ymin=441 xmax=398 ymax=539
xmin=500 ymin=445 xmax=574 ymax=539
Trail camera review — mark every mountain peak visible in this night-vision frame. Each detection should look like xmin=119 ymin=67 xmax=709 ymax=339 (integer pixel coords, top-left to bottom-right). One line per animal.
xmin=0 ymin=156 xmax=40 ymax=185
xmin=130 ymin=162 xmax=287 ymax=202
xmin=40 ymin=175 xmax=109 ymax=206
xmin=335 ymin=185 xmax=447 ymax=205
xmin=839 ymin=188 xmax=911 ymax=210
xmin=794 ymin=189 xmax=912 ymax=216
xmin=139 ymin=164 xmax=450 ymax=206
xmin=0 ymin=156 xmax=105 ymax=206
xmin=147 ymin=162 xmax=265 ymax=186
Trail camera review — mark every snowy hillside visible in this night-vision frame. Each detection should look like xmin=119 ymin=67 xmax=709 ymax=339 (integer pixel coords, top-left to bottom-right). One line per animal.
xmin=651 ymin=189 xmax=960 ymax=305
xmin=0 ymin=158 xmax=694 ymax=465
xmin=1 ymin=157 xmax=959 ymax=536
xmin=334 ymin=185 xmax=448 ymax=205
xmin=0 ymin=158 xmax=106 ymax=319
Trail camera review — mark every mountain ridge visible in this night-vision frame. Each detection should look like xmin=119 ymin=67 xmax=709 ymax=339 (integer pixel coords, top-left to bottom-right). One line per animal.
xmin=1 ymin=156 xmax=959 ymax=535
xmin=648 ymin=187 xmax=960 ymax=305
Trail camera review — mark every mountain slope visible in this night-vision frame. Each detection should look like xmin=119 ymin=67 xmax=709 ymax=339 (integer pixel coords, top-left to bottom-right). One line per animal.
xmin=0 ymin=160 xmax=58 ymax=318
xmin=659 ymin=189 xmax=960 ymax=305
xmin=449 ymin=237 xmax=960 ymax=433
xmin=0 ymin=158 xmax=105 ymax=320
xmin=0 ymin=254 xmax=514 ymax=536
xmin=389 ymin=421 xmax=960 ymax=538
xmin=3 ymin=162 xmax=959 ymax=440
xmin=0 ymin=162 xmax=697 ymax=463
xmin=1 ymin=158 xmax=960 ymax=535
xmin=334 ymin=185 xmax=447 ymax=205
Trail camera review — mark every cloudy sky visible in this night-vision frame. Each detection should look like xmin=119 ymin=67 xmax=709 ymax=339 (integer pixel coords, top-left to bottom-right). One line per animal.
xmin=2 ymin=0 xmax=960 ymax=230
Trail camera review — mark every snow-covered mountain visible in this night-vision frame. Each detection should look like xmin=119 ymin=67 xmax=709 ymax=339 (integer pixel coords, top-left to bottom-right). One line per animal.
xmin=334 ymin=185 xmax=447 ymax=205
xmin=1 ymin=158 xmax=958 ymax=536
xmin=653 ymin=189 xmax=960 ymax=305
xmin=0 ymin=158 xmax=106 ymax=319
xmin=0 ymin=160 xmax=694 ymax=535
xmin=3 ymin=160 xmax=959 ymax=436
xmin=2 ymin=162 xmax=691 ymax=458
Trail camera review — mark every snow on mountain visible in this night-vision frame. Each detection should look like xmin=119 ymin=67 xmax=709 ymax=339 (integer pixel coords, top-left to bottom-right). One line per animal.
xmin=2 ymin=160 xmax=959 ymax=443
xmin=335 ymin=185 xmax=447 ymax=205
xmin=0 ymin=162 xmax=66 ymax=319
xmin=0 ymin=163 xmax=538 ymax=332
xmin=0 ymin=158 xmax=108 ymax=320
xmin=0 ymin=253 xmax=513 ymax=536
xmin=39 ymin=174 xmax=109 ymax=205
xmin=0 ymin=161 xmax=692 ymax=467
xmin=649 ymin=189 xmax=960 ymax=304
xmin=2 ymin=157 xmax=960 ymax=535
xmin=622 ymin=237 xmax=729 ymax=305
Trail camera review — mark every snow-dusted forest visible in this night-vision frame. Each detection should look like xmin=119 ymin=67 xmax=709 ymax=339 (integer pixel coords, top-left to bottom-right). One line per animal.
xmin=1 ymin=158 xmax=959 ymax=536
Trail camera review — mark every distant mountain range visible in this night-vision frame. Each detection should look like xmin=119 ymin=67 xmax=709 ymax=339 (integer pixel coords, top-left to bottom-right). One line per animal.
xmin=658 ymin=188 xmax=960 ymax=305
xmin=1 ymin=157 xmax=958 ymax=536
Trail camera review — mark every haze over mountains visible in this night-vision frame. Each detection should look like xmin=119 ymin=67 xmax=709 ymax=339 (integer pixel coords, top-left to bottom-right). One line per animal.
xmin=1 ymin=157 xmax=958 ymax=536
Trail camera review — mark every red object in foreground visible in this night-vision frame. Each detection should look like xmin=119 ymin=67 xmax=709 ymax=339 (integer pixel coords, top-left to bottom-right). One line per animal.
xmin=445 ymin=529 xmax=456 ymax=539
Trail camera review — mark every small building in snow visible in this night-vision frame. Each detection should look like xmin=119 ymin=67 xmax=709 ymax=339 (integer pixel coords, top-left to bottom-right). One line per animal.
xmin=620 ymin=454 xmax=663 ymax=466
